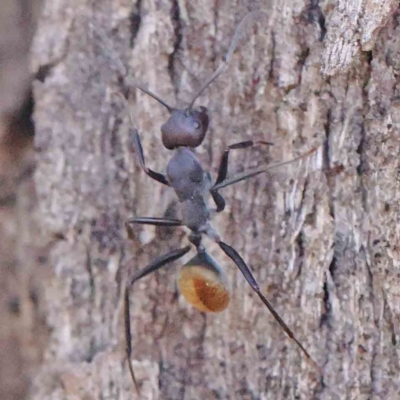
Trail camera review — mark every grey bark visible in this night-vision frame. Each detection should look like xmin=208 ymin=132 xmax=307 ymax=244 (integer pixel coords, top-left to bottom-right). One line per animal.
xmin=0 ymin=1 xmax=42 ymax=400
xmin=27 ymin=0 xmax=400 ymax=399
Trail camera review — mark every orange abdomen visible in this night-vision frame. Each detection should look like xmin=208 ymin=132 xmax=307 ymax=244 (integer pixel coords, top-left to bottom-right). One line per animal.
xmin=177 ymin=265 xmax=230 ymax=313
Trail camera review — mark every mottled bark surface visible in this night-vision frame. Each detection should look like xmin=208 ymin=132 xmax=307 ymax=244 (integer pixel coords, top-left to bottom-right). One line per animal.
xmin=0 ymin=1 xmax=43 ymax=400
xmin=26 ymin=0 xmax=400 ymax=399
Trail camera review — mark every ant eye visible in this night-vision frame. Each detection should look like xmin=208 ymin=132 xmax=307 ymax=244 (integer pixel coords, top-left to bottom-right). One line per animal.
xmin=193 ymin=121 xmax=201 ymax=130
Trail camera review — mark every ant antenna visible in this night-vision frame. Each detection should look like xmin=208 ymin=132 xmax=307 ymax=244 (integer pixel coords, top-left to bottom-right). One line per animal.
xmin=90 ymin=21 xmax=174 ymax=114
xmin=189 ymin=12 xmax=257 ymax=109
xmin=94 ymin=11 xmax=259 ymax=113
xmin=135 ymin=85 xmax=174 ymax=113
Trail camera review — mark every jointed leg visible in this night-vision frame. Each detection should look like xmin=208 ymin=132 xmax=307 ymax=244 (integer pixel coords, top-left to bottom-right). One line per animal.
xmin=113 ymin=91 xmax=169 ymax=186
xmin=211 ymin=140 xmax=271 ymax=212
xmin=127 ymin=217 xmax=183 ymax=227
xmin=217 ymin=240 xmax=319 ymax=370
xmin=127 ymin=246 xmax=191 ymax=285
xmin=132 ymin=129 xmax=169 ymax=186
xmin=210 ymin=190 xmax=226 ymax=213
xmin=124 ymin=291 xmax=140 ymax=394
xmin=124 ymin=246 xmax=191 ymax=393
xmin=213 ymin=148 xmax=316 ymax=191
xmin=214 ymin=140 xmax=272 ymax=186
xmin=126 ymin=217 xmax=183 ymax=240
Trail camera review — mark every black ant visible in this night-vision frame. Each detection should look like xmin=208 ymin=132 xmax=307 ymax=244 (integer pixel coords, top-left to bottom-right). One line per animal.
xmin=116 ymin=12 xmax=318 ymax=394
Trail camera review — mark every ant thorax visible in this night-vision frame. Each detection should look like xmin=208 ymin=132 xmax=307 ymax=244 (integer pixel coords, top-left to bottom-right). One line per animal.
xmin=166 ymin=147 xmax=213 ymax=231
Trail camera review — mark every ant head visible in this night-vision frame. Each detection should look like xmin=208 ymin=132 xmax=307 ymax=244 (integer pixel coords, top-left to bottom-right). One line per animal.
xmin=177 ymin=250 xmax=230 ymax=312
xmin=161 ymin=107 xmax=209 ymax=149
xmin=136 ymin=86 xmax=210 ymax=149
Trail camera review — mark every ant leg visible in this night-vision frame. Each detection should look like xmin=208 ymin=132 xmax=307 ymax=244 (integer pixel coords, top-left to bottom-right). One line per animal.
xmin=128 ymin=246 xmax=191 ymax=286
xmin=126 ymin=216 xmax=183 ymax=242
xmin=124 ymin=246 xmax=191 ymax=393
xmin=210 ymin=190 xmax=226 ymax=213
xmin=213 ymin=148 xmax=316 ymax=191
xmin=214 ymin=140 xmax=272 ymax=186
xmin=211 ymin=140 xmax=271 ymax=212
xmin=127 ymin=217 xmax=183 ymax=227
xmin=112 ymin=92 xmax=168 ymax=186
xmin=132 ymin=129 xmax=169 ymax=186
xmin=217 ymin=240 xmax=319 ymax=369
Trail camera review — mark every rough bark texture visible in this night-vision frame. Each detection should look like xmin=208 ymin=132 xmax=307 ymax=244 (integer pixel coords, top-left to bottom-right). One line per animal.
xmin=25 ymin=0 xmax=400 ymax=399
xmin=0 ymin=1 xmax=43 ymax=400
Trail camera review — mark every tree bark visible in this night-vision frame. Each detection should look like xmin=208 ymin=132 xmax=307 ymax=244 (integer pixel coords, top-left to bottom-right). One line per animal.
xmin=29 ymin=1 xmax=400 ymax=399
xmin=0 ymin=1 xmax=42 ymax=400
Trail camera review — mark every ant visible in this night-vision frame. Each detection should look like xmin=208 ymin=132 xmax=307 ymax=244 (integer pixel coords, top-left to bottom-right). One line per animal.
xmin=116 ymin=12 xmax=318 ymax=394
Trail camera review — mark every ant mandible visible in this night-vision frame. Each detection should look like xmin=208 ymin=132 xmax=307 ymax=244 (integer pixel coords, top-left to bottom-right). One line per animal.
xmin=119 ymin=12 xmax=318 ymax=393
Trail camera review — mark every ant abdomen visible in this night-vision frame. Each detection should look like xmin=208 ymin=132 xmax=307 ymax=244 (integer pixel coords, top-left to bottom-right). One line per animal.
xmin=177 ymin=251 xmax=230 ymax=313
